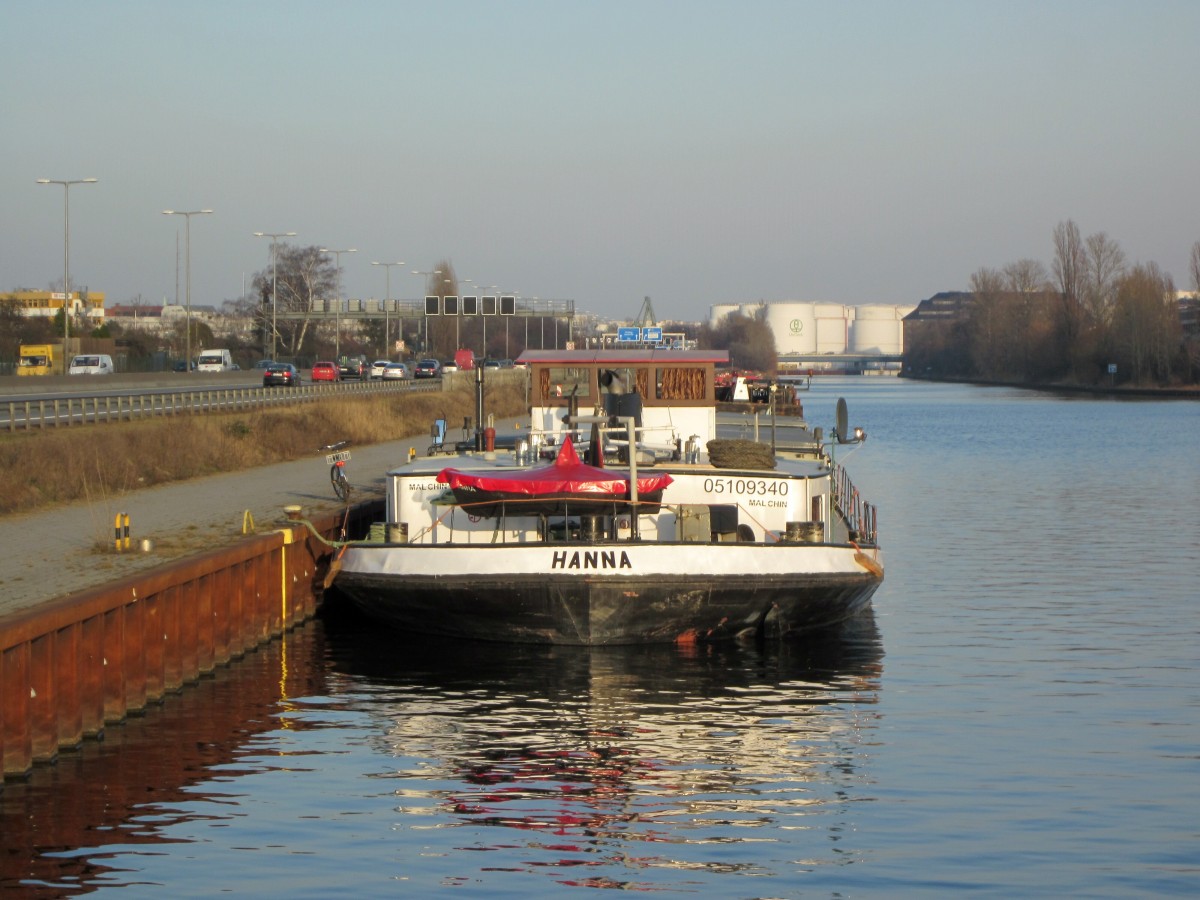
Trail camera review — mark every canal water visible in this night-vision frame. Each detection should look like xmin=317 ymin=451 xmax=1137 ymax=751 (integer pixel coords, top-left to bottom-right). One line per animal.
xmin=2 ymin=379 xmax=1197 ymax=897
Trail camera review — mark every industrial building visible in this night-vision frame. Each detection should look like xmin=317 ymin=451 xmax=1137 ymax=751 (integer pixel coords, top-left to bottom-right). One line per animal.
xmin=709 ymin=301 xmax=914 ymax=372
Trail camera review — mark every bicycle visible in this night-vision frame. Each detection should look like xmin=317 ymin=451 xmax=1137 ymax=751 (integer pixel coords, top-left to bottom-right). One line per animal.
xmin=321 ymin=440 xmax=352 ymax=501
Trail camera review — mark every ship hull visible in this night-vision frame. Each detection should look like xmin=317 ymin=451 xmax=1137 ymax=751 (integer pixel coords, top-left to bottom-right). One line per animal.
xmin=333 ymin=542 xmax=883 ymax=646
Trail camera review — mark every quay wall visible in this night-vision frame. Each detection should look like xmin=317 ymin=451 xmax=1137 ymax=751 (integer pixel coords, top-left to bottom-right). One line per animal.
xmin=1 ymin=500 xmax=379 ymax=782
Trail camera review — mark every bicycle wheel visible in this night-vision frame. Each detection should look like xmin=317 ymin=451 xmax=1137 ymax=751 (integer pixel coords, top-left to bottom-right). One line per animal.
xmin=331 ymin=464 xmax=350 ymax=501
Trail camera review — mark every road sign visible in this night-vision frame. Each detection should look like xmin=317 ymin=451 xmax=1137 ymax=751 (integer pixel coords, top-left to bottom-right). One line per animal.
xmin=617 ymin=327 xmax=640 ymax=342
xmin=642 ymin=327 xmax=662 ymax=343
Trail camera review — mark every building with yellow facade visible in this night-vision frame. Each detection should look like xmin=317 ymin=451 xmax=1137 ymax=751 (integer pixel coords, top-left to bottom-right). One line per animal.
xmin=1 ymin=290 xmax=107 ymax=324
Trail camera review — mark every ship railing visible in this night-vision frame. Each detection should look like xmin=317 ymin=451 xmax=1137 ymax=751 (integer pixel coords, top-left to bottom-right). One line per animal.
xmin=522 ymin=422 xmax=682 ymax=461
xmin=833 ymin=463 xmax=878 ymax=545
xmin=420 ymin=495 xmax=832 ymax=547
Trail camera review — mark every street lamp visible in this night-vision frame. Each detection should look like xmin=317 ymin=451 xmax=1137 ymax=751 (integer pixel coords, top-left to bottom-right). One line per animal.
xmin=411 ymin=269 xmax=442 ymax=352
xmin=371 ymin=260 xmax=405 ymax=358
xmin=319 ymin=247 xmax=356 ymax=360
xmin=36 ymin=177 xmax=98 ymax=370
xmin=254 ymin=231 xmax=296 ymax=361
xmin=162 ymin=209 xmax=213 ymax=371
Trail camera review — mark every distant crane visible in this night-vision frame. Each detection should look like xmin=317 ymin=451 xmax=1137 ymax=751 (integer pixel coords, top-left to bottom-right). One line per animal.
xmin=635 ymin=296 xmax=657 ymax=329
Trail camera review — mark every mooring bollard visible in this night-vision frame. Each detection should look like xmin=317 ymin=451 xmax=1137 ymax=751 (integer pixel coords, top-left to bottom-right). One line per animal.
xmin=113 ymin=512 xmax=131 ymax=552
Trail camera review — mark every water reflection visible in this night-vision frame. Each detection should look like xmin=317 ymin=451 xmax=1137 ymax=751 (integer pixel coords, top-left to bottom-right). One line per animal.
xmin=325 ymin=607 xmax=885 ymax=888
xmin=0 ymin=628 xmax=334 ymax=897
xmin=1 ymin=610 xmax=884 ymax=895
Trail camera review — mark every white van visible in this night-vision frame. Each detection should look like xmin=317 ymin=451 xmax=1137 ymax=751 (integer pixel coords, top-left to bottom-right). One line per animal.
xmin=196 ymin=349 xmax=235 ymax=372
xmin=68 ymin=354 xmax=115 ymax=375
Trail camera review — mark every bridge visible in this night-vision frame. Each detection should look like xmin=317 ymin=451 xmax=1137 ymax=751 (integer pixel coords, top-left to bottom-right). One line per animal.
xmin=274 ymin=297 xmax=575 ymax=321
xmin=778 ymin=352 xmax=904 ymax=375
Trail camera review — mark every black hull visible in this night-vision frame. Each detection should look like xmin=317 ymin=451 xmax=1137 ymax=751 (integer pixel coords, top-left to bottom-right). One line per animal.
xmin=331 ymin=571 xmax=881 ymax=646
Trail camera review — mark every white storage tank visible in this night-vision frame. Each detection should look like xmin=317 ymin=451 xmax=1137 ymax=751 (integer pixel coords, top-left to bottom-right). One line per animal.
xmin=849 ymin=305 xmax=906 ymax=354
xmin=814 ymin=304 xmax=849 ymax=353
xmin=709 ymin=303 xmax=743 ymax=325
xmin=764 ymin=302 xmax=818 ymax=354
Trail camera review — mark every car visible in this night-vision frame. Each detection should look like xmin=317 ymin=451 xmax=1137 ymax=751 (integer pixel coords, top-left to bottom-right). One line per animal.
xmin=369 ymin=359 xmax=391 ymax=379
xmin=311 ymin=361 xmax=339 ymax=382
xmin=172 ymin=359 xmax=197 ymax=372
xmin=263 ymin=363 xmax=302 ymax=387
xmin=381 ymin=362 xmax=410 ymax=380
xmin=441 ymin=360 xmax=459 ymax=374
xmin=338 ymin=355 xmax=368 ymax=380
xmin=253 ymin=359 xmax=274 ymax=370
xmin=414 ymin=358 xmax=441 ymax=378
xmin=69 ymin=354 xmax=115 ymax=375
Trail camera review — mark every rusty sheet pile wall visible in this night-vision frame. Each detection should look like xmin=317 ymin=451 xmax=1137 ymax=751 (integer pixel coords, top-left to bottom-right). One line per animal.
xmin=1 ymin=503 xmax=376 ymax=781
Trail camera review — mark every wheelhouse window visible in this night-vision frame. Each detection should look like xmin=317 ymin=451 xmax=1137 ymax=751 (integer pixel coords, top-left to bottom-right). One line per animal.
xmin=656 ymin=366 xmax=707 ymax=401
xmin=597 ymin=367 xmax=640 ymax=396
xmin=541 ymin=366 xmax=592 ymax=401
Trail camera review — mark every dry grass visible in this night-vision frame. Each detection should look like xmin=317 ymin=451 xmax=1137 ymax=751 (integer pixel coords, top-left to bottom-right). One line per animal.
xmin=0 ymin=380 xmax=528 ymax=517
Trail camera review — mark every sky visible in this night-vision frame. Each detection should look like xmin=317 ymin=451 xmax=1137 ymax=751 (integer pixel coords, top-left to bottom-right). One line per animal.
xmin=5 ymin=0 xmax=1199 ymax=323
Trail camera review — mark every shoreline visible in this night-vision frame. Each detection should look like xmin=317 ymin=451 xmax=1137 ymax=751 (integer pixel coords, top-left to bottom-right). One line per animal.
xmin=900 ymin=373 xmax=1200 ymax=400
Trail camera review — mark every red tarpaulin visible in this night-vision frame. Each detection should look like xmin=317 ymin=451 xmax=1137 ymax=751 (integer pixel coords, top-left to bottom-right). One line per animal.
xmin=437 ymin=437 xmax=673 ymax=515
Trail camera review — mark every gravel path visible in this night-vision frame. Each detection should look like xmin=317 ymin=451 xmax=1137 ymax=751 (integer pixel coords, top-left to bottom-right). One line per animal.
xmin=0 ymin=433 xmax=431 ymax=619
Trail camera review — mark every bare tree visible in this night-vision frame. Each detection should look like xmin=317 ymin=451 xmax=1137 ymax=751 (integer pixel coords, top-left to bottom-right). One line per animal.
xmin=1190 ymin=240 xmax=1200 ymax=294
xmin=421 ymin=259 xmax=460 ymax=358
xmin=1003 ymin=258 xmax=1051 ymax=294
xmin=1052 ymin=220 xmax=1086 ymax=363
xmin=1112 ymin=262 xmax=1178 ymax=384
xmin=250 ymin=244 xmax=337 ymax=359
xmin=967 ymin=267 xmax=1008 ymax=377
xmin=1081 ymin=232 xmax=1126 ymax=327
xmin=699 ymin=307 xmax=777 ymax=374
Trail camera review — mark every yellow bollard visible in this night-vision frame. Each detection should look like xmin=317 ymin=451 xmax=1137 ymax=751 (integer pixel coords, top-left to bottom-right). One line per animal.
xmin=114 ymin=512 xmax=130 ymax=552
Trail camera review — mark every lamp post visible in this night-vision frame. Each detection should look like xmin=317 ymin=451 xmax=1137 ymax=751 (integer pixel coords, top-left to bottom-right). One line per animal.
xmin=411 ymin=269 xmax=442 ymax=352
xmin=162 ymin=209 xmax=213 ymax=372
xmin=36 ymin=177 xmax=98 ymax=370
xmin=319 ymin=247 xmax=356 ymax=360
xmin=371 ymin=260 xmax=405 ymax=358
xmin=254 ymin=231 xmax=296 ymax=361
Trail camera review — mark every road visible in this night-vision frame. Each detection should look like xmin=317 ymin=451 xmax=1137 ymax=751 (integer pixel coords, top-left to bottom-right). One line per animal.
xmin=0 ymin=373 xmax=434 ymax=429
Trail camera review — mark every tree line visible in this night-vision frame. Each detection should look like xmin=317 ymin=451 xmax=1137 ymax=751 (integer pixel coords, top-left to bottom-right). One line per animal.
xmin=906 ymin=221 xmax=1199 ymax=386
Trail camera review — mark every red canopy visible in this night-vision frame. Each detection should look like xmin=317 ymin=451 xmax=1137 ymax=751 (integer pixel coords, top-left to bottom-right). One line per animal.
xmin=437 ymin=437 xmax=673 ymax=502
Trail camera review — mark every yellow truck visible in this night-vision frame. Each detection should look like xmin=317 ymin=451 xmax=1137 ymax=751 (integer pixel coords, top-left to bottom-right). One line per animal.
xmin=17 ymin=344 xmax=61 ymax=376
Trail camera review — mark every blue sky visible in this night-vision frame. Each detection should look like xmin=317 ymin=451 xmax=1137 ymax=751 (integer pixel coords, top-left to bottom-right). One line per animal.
xmin=5 ymin=0 xmax=1198 ymax=321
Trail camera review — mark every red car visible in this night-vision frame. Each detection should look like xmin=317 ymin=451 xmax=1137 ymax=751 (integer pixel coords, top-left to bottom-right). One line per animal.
xmin=311 ymin=361 xmax=339 ymax=382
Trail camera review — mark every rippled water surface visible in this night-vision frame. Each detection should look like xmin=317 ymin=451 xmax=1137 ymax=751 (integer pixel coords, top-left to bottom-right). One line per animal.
xmin=2 ymin=379 xmax=1197 ymax=898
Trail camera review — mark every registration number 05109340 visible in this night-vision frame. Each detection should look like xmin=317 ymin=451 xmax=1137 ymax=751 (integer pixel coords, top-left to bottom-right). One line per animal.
xmin=702 ymin=477 xmax=789 ymax=496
